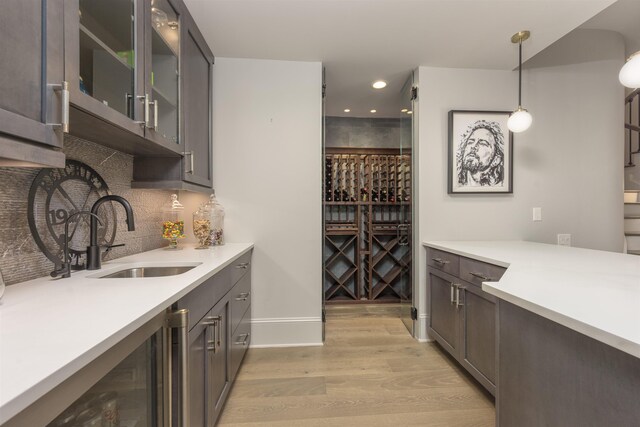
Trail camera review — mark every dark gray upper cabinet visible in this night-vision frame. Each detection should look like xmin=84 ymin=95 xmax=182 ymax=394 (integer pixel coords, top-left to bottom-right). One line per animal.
xmin=181 ymin=8 xmax=214 ymax=188
xmin=0 ymin=0 xmax=66 ymax=168
xmin=131 ymin=1 xmax=214 ymax=192
xmin=64 ymin=0 xmax=189 ymax=158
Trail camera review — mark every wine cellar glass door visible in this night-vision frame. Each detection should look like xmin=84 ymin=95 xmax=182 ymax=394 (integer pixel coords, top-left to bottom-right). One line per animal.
xmin=399 ymin=73 xmax=415 ymax=334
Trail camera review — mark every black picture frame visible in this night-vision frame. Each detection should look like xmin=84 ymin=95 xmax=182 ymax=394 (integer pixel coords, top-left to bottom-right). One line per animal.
xmin=448 ymin=110 xmax=513 ymax=194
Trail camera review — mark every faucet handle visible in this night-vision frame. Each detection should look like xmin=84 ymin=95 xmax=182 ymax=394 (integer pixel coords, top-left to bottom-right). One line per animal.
xmin=103 ymin=243 xmax=125 ymax=255
xmin=50 ymin=263 xmax=71 ymax=279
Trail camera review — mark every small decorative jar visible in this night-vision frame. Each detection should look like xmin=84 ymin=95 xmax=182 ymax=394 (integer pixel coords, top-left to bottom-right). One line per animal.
xmin=205 ymin=192 xmax=225 ymax=246
xmin=162 ymin=194 xmax=185 ymax=249
xmin=192 ymin=203 xmax=211 ymax=249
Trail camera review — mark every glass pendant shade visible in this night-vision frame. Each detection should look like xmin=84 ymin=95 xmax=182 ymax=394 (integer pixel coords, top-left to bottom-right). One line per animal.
xmin=619 ymin=51 xmax=640 ymax=88
xmin=508 ymin=107 xmax=532 ymax=133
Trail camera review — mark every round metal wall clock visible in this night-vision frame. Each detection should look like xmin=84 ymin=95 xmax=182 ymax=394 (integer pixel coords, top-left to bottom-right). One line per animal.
xmin=28 ymin=160 xmax=117 ymax=270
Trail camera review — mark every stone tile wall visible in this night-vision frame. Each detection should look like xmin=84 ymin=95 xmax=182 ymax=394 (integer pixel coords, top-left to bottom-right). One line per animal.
xmin=0 ymin=135 xmax=176 ymax=285
xmin=325 ymin=116 xmax=401 ymax=148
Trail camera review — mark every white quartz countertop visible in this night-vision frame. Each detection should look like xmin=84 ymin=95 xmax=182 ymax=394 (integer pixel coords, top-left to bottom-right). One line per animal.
xmin=423 ymin=241 xmax=640 ymax=358
xmin=0 ymin=242 xmax=254 ymax=424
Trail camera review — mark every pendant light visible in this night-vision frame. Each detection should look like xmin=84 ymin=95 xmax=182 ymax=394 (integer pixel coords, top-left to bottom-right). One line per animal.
xmin=508 ymin=31 xmax=533 ymax=133
xmin=619 ymin=51 xmax=640 ymax=88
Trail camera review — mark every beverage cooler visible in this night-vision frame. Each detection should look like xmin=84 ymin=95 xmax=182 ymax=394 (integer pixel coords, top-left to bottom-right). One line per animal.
xmin=45 ymin=309 xmax=189 ymax=427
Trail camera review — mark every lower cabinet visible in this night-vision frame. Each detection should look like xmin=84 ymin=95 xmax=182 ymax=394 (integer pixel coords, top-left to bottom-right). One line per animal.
xmin=189 ymin=297 xmax=230 ymax=426
xmin=179 ymin=250 xmax=252 ymax=426
xmin=427 ymin=247 xmax=504 ymax=395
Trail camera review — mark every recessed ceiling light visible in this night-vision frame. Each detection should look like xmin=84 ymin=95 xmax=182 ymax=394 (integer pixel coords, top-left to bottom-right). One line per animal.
xmin=401 ymin=109 xmax=408 ymax=113
xmin=344 ymin=108 xmax=351 ymax=113
xmin=370 ymin=109 xmax=377 ymax=113
xmin=372 ymin=81 xmax=387 ymax=89
xmin=407 ymin=111 xmax=413 ymax=115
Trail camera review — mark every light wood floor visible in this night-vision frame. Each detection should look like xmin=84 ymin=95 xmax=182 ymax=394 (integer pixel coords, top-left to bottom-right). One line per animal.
xmin=218 ymin=304 xmax=495 ymax=426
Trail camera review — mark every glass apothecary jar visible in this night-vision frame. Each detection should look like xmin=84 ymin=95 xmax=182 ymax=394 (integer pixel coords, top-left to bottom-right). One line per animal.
xmin=162 ymin=194 xmax=185 ymax=249
xmin=192 ymin=203 xmax=211 ymax=249
xmin=205 ymin=193 xmax=225 ymax=246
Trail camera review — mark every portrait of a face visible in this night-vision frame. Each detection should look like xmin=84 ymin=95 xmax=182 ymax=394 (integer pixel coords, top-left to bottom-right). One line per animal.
xmin=448 ymin=111 xmax=512 ymax=194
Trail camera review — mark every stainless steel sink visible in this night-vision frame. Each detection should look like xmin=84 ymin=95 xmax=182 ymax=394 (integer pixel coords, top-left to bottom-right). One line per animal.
xmin=98 ymin=265 xmax=196 ymax=279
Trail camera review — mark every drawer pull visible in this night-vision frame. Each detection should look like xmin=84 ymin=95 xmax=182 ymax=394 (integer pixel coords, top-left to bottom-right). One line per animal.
xmin=236 ymin=262 xmax=250 ymax=269
xmin=469 ymin=271 xmax=493 ymax=281
xmin=235 ymin=333 xmax=250 ymax=346
xmin=432 ymin=257 xmax=450 ymax=265
xmin=235 ymin=292 xmax=250 ymax=301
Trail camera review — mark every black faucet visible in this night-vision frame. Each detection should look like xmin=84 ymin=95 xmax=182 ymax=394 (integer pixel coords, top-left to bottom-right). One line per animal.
xmin=51 ymin=211 xmax=102 ymax=278
xmin=86 ymin=195 xmax=135 ymax=270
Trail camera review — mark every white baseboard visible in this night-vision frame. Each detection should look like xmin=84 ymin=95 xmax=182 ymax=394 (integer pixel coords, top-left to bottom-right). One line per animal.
xmin=414 ymin=313 xmax=430 ymax=342
xmin=249 ymin=316 xmax=323 ymax=348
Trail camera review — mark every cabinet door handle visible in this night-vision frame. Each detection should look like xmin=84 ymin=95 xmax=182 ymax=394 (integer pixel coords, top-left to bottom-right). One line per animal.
xmin=203 ymin=315 xmax=221 ymax=353
xmin=235 ymin=292 xmax=250 ymax=301
xmin=450 ymin=283 xmax=457 ymax=304
xmin=235 ymin=333 xmax=250 ymax=346
xmin=135 ymin=94 xmax=149 ymax=127
xmin=166 ymin=309 xmax=189 ymax=427
xmin=150 ymin=99 xmax=158 ymax=130
xmin=235 ymin=262 xmax=250 ymax=269
xmin=182 ymin=151 xmax=194 ymax=174
xmin=48 ymin=81 xmax=69 ymax=132
xmin=432 ymin=257 xmax=450 ymax=265
xmin=455 ymin=286 xmax=465 ymax=309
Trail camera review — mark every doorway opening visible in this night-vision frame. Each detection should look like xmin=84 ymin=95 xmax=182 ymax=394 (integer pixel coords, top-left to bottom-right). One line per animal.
xmin=322 ymin=70 xmax=417 ymax=335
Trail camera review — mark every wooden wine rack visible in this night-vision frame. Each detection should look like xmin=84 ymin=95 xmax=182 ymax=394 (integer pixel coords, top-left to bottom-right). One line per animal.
xmin=324 ymin=148 xmax=412 ymax=304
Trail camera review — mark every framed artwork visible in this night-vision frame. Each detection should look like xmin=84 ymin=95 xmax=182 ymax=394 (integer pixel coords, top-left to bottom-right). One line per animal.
xmin=448 ymin=110 xmax=513 ymax=194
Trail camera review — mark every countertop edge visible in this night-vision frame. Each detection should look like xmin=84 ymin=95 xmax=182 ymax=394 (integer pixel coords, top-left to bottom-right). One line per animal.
xmin=0 ymin=243 xmax=254 ymax=425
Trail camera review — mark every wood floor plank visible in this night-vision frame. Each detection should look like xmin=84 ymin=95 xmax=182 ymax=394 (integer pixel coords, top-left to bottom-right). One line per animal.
xmin=218 ymin=407 xmax=495 ymax=427
xmin=230 ymin=377 xmax=327 ymax=398
xmin=219 ymin=304 xmax=494 ymax=426
xmin=219 ymin=387 xmax=492 ymax=424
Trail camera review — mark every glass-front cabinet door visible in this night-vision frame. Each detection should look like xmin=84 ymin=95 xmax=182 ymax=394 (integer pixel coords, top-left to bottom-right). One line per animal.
xmin=46 ymin=329 xmax=166 ymax=427
xmin=65 ymin=0 xmax=145 ymax=136
xmin=144 ymin=0 xmax=182 ymax=149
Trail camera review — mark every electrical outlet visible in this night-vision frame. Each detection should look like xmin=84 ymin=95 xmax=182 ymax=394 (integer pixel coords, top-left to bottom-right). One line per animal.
xmin=533 ymin=207 xmax=542 ymax=222
xmin=557 ymin=234 xmax=571 ymax=246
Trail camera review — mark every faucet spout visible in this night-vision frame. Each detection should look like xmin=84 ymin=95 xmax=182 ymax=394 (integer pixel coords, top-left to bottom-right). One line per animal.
xmin=87 ymin=195 xmax=135 ymax=270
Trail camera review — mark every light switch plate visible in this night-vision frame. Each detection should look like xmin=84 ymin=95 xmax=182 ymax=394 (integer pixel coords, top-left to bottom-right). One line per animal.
xmin=557 ymin=234 xmax=571 ymax=246
xmin=533 ymin=207 xmax=542 ymax=222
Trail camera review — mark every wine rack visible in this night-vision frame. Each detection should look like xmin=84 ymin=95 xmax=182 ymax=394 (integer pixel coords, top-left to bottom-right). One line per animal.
xmin=324 ymin=148 xmax=412 ymax=304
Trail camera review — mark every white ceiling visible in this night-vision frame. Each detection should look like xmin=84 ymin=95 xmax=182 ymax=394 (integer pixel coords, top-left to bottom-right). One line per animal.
xmin=184 ymin=0 xmax=617 ymax=118
xmin=580 ymin=0 xmax=640 ymax=56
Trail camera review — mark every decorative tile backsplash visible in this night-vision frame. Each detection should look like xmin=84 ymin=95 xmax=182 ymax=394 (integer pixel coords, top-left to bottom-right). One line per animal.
xmin=0 ymin=135 xmax=175 ymax=285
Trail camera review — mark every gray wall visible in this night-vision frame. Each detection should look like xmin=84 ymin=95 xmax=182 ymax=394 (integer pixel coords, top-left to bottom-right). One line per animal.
xmin=415 ymin=29 xmax=625 ymax=341
xmin=0 ymin=135 xmax=176 ymax=285
xmin=325 ymin=117 xmax=401 ymax=148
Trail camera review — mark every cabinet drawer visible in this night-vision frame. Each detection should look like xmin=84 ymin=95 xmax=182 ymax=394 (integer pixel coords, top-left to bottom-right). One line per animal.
xmin=230 ymin=250 xmax=252 ymax=286
xmin=427 ymin=247 xmax=460 ymax=276
xmin=230 ymin=273 xmax=251 ymax=335
xmin=179 ymin=274 xmax=229 ymax=330
xmin=459 ymin=257 xmax=506 ymax=288
xmin=230 ymin=311 xmax=251 ymax=381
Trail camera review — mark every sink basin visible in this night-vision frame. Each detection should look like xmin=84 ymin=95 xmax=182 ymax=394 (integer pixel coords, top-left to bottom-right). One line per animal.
xmin=97 ymin=265 xmax=197 ymax=279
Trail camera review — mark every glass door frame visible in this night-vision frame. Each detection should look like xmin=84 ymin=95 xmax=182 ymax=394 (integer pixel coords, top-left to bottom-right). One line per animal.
xmin=64 ymin=0 xmax=146 ymax=137
xmin=399 ymin=71 xmax=416 ymax=335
